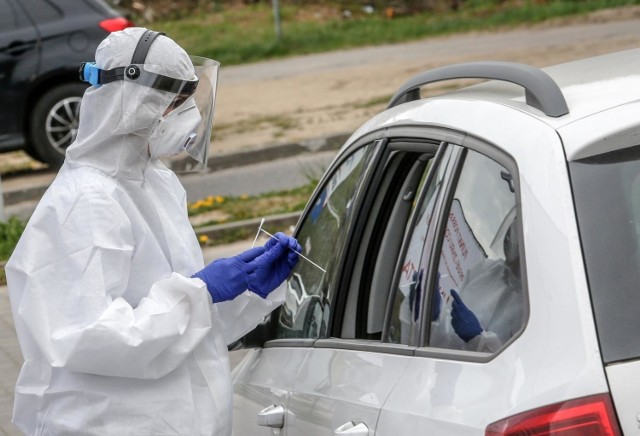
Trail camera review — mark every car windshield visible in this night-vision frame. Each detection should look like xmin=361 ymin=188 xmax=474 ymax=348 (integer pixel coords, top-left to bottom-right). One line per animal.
xmin=570 ymin=144 xmax=640 ymax=364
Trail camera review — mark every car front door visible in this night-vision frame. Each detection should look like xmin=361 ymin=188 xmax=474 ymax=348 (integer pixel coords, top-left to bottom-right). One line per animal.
xmin=232 ymin=138 xmax=383 ymax=435
xmin=283 ymin=136 xmax=454 ymax=435
xmin=0 ymin=0 xmax=38 ymax=149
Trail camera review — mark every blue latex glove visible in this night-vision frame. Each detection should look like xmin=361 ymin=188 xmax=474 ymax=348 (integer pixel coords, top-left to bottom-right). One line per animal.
xmin=248 ymin=232 xmax=302 ymax=298
xmin=450 ymin=289 xmax=483 ymax=342
xmin=193 ymin=246 xmax=266 ymax=303
xmin=431 ymin=272 xmax=442 ymax=322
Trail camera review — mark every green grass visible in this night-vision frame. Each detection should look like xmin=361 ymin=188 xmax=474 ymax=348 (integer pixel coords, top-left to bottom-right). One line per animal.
xmin=0 ymin=217 xmax=26 ymax=285
xmin=0 ymin=217 xmax=24 ymax=261
xmin=188 ymin=181 xmax=318 ymax=227
xmin=0 ymin=183 xmax=317 ymax=284
xmin=154 ymin=0 xmax=640 ymax=66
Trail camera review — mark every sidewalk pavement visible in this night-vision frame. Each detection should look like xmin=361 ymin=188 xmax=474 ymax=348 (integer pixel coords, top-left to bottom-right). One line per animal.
xmin=0 ymin=238 xmax=269 ymax=435
xmin=0 ymin=285 xmax=20 ymax=436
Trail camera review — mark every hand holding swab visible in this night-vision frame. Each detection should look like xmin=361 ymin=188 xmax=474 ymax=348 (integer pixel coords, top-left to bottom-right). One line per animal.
xmin=259 ymin=228 xmax=326 ymax=273
xmin=258 ymin=227 xmax=326 ymax=273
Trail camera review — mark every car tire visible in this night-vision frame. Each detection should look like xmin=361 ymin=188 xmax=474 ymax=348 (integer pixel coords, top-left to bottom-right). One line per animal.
xmin=29 ymin=82 xmax=88 ymax=168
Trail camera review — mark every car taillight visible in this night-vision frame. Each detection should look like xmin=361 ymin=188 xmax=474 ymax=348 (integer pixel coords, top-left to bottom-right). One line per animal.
xmin=99 ymin=17 xmax=135 ymax=33
xmin=486 ymin=393 xmax=621 ymax=436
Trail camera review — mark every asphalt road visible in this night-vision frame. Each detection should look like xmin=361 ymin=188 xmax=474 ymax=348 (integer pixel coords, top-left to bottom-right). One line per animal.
xmin=180 ymin=150 xmax=336 ymax=202
xmin=218 ymin=14 xmax=640 ymax=85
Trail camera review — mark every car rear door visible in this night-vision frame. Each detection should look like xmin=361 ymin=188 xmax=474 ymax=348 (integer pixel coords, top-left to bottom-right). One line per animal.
xmin=0 ymin=0 xmax=38 ymax=148
xmin=377 ymin=139 xmax=529 ymax=434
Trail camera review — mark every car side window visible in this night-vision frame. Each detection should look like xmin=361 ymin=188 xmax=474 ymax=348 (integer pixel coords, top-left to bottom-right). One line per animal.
xmin=429 ymin=149 xmax=524 ymax=353
xmin=275 ymin=144 xmax=378 ymax=339
xmin=19 ymin=0 xmax=61 ymax=23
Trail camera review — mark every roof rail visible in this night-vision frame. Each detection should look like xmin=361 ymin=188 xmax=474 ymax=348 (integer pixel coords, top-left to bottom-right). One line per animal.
xmin=387 ymin=61 xmax=569 ymax=117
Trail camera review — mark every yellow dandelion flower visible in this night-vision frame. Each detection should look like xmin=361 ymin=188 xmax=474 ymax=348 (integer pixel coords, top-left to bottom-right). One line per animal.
xmin=215 ymin=196 xmax=225 ymax=203
xmin=198 ymin=234 xmax=209 ymax=245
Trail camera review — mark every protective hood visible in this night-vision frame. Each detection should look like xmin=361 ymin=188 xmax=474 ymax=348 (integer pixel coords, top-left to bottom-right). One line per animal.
xmin=65 ymin=27 xmax=196 ymax=180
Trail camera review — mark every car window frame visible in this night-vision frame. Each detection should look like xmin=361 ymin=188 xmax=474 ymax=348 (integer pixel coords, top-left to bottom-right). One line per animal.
xmin=344 ymin=145 xmax=439 ymax=342
xmin=264 ymin=127 xmax=530 ymax=362
xmin=264 ymin=132 xmax=387 ymax=349
xmin=310 ymin=126 xmax=467 ymax=356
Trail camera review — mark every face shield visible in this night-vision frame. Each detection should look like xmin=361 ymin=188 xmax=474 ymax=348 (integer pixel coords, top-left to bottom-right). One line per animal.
xmin=151 ymin=56 xmax=219 ymax=172
xmin=79 ymin=30 xmax=219 ymax=172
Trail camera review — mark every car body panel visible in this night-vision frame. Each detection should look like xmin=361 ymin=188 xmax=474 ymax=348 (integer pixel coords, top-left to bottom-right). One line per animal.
xmin=232 ymin=347 xmax=312 ymax=435
xmin=285 ymin=346 xmax=411 ymax=435
xmin=558 ymin=100 xmax=640 ymax=161
xmin=0 ymin=0 xmax=122 ymax=160
xmin=0 ymin=0 xmax=39 ymax=147
xmin=606 ymin=361 xmax=640 ymax=434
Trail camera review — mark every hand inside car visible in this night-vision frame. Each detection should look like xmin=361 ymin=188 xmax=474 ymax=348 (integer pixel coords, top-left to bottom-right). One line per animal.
xmin=450 ymin=289 xmax=483 ymax=342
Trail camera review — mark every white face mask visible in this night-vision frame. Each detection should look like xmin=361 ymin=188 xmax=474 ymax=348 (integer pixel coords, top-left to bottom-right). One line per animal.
xmin=149 ymin=98 xmax=202 ymax=158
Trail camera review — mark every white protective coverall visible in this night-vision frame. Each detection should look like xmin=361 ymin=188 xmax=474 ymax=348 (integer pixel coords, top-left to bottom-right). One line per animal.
xmin=6 ymin=28 xmax=282 ymax=435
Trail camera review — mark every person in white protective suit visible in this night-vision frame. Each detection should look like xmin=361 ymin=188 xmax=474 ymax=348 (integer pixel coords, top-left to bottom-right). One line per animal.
xmin=430 ymin=219 xmax=524 ymax=353
xmin=6 ymin=27 xmax=301 ymax=436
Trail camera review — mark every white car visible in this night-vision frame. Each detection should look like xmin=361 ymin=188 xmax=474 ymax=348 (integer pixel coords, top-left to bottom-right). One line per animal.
xmin=231 ymin=48 xmax=640 ymax=435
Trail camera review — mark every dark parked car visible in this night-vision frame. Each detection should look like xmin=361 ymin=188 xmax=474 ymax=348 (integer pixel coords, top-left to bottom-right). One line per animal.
xmin=0 ymin=0 xmax=133 ymax=167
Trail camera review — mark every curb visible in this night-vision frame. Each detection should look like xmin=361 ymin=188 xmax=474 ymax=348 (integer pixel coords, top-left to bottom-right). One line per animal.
xmin=4 ymin=184 xmax=49 ymax=207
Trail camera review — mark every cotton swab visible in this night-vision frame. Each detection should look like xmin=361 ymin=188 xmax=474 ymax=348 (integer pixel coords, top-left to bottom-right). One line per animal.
xmin=252 ymin=217 xmax=266 ymax=248
xmin=259 ymin=227 xmax=327 ymax=273
xmin=252 ymin=218 xmax=326 ymax=273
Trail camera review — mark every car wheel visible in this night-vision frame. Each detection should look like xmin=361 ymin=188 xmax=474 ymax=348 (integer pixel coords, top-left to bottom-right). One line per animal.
xmin=29 ymin=83 xmax=87 ymax=167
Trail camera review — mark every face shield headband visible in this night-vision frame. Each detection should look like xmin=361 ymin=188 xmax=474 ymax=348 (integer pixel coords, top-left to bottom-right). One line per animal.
xmin=79 ymin=30 xmax=199 ymax=97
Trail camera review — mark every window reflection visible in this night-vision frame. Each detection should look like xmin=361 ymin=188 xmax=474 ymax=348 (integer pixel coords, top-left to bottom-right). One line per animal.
xmin=276 ymin=145 xmax=376 ymax=339
xmin=430 ymin=150 xmax=524 ymax=353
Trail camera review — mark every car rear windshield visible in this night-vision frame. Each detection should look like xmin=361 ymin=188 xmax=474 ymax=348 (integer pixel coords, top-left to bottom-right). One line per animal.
xmin=570 ymin=144 xmax=640 ymax=364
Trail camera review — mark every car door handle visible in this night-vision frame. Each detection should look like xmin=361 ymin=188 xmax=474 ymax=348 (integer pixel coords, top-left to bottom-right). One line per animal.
xmin=334 ymin=421 xmax=369 ymax=435
xmin=4 ymin=40 xmax=37 ymax=56
xmin=257 ymin=404 xmax=285 ymax=428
